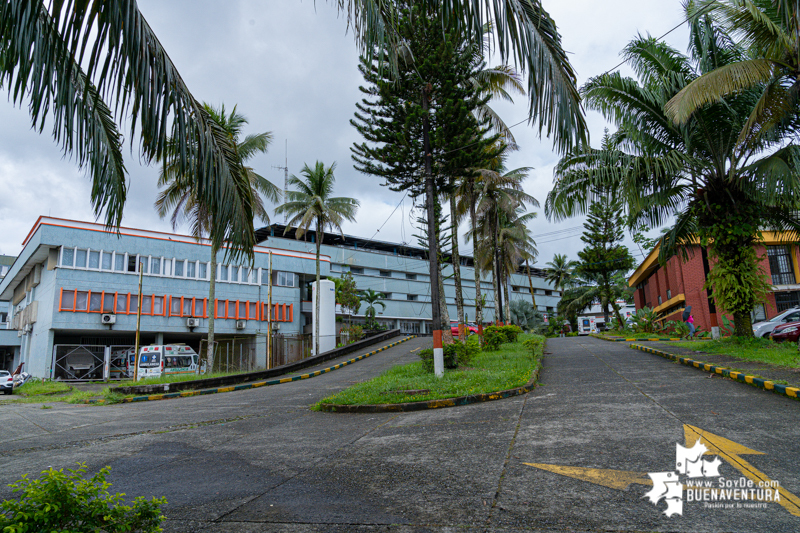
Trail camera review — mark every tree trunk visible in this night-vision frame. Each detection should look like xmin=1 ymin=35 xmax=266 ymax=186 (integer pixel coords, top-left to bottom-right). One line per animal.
xmin=732 ymin=311 xmax=753 ymax=337
xmin=315 ymin=222 xmax=322 ymax=356
xmin=422 ymin=86 xmax=443 ymax=375
xmin=526 ymin=259 xmax=536 ymax=309
xmin=491 ymin=211 xmax=501 ymax=324
xmin=438 ymin=261 xmax=454 ymax=344
xmin=503 ymin=272 xmax=511 ymax=326
xmin=206 ymin=245 xmax=217 ymax=372
xmin=470 ymin=196 xmax=483 ymax=331
xmin=450 ymin=193 xmax=465 ymax=338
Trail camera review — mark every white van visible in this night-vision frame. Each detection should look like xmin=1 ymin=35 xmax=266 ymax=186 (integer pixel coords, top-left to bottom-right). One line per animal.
xmin=577 ymin=316 xmax=597 ymax=335
xmin=135 ymin=344 xmax=200 ymax=380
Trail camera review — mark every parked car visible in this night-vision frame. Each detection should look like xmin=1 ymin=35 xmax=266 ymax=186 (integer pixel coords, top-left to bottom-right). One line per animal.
xmin=769 ymin=320 xmax=800 ymax=343
xmin=450 ymin=322 xmax=479 ymax=336
xmin=0 ymin=370 xmax=12 ymax=395
xmin=752 ymin=308 xmax=800 ymax=338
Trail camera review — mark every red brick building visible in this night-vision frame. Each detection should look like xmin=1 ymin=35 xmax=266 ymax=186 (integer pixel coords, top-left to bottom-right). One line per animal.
xmin=628 ymin=233 xmax=800 ymax=332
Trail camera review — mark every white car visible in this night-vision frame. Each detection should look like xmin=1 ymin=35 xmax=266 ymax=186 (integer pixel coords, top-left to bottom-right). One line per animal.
xmin=0 ymin=370 xmax=12 ymax=395
xmin=752 ymin=308 xmax=800 ymax=338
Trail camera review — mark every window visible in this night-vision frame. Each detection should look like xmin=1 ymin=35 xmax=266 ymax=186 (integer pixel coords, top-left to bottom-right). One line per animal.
xmin=405 ymin=273 xmax=416 ymax=280
xmin=751 ymin=304 xmax=766 ymax=324
xmin=261 ymin=269 xmax=269 ymax=285
xmin=75 ymin=291 xmax=89 ymax=311
xmin=199 ymin=262 xmax=207 ymax=279
xmin=153 ymin=296 xmax=164 ymax=315
xmin=171 ymin=297 xmax=181 ymax=316
xmin=380 ymin=270 xmax=391 ymax=277
xmin=164 ymin=259 xmax=172 ymax=277
xmin=768 ymin=246 xmax=796 ymax=285
xmin=174 ymin=260 xmax=184 ymax=277
xmin=775 ymin=291 xmax=800 ymax=312
xmin=183 ymin=299 xmax=192 ymax=316
xmin=116 ymin=294 xmax=128 ymax=313
xmin=382 ymin=293 xmax=392 ymax=300
xmin=61 ymin=290 xmax=75 ymax=310
xmin=219 ymin=264 xmax=228 ymax=281
xmin=667 ymin=289 xmax=672 ymax=300
xmin=350 ymin=267 xmax=364 ymax=274
xmin=127 ymin=255 xmax=137 ymax=273
xmin=61 ymin=247 xmax=74 ymax=267
xmin=88 ymin=251 xmax=100 ymax=269
xmin=545 ymin=290 xmax=553 ymax=296
xmin=249 ymin=302 xmax=256 ymax=318
xmin=142 ymin=296 xmax=152 ymax=314
xmin=129 ymin=295 xmax=138 ymax=313
xmin=114 ymin=253 xmax=125 ymax=272
xmin=186 ymin=261 xmax=196 ymax=278
xmin=101 ymin=252 xmax=112 ymax=270
xmin=239 ymin=301 xmax=246 ymax=318
xmin=75 ymin=249 xmax=87 ymax=268
xmin=194 ymin=299 xmax=204 ymax=317
xmin=103 ymin=294 xmax=114 ymax=313
xmin=407 ymin=294 xmax=418 ymax=301
xmin=658 ymin=295 xmax=662 ymax=305
xmin=231 ymin=266 xmax=239 ymax=283
xmin=150 ymin=257 xmax=161 ymax=275
xmin=0 ymin=313 xmax=7 ymax=323
xmin=275 ymin=271 xmax=296 ymax=287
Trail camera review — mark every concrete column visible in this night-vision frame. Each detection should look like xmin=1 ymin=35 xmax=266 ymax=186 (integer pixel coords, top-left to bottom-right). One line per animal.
xmin=156 ymin=333 xmax=164 ymax=345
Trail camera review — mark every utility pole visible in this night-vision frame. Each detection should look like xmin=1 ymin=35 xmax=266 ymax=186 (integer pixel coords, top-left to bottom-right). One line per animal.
xmin=133 ymin=261 xmax=144 ymax=381
xmin=267 ymin=251 xmax=273 ymax=369
xmin=272 ymin=140 xmax=289 ymax=223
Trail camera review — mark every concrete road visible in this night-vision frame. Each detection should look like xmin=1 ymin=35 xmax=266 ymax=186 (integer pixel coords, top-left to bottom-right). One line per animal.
xmin=1 ymin=336 xmax=798 ymax=532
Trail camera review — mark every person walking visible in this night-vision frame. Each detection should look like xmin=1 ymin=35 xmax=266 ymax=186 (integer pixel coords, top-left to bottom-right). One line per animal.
xmin=682 ymin=305 xmax=695 ymax=339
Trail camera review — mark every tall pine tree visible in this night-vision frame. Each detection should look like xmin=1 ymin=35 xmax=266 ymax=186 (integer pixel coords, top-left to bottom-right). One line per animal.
xmin=575 ymin=193 xmax=635 ymax=324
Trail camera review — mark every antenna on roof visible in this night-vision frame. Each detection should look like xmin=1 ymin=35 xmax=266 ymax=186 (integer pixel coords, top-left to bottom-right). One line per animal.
xmin=272 ymin=139 xmax=288 ymax=224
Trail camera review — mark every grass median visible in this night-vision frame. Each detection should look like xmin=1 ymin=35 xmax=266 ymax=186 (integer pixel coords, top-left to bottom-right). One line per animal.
xmin=673 ymin=337 xmax=800 ymax=368
xmin=313 ymin=333 xmax=544 ymax=408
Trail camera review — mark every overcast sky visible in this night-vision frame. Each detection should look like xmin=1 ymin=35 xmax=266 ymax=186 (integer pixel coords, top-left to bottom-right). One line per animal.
xmin=0 ymin=0 xmax=690 ymax=265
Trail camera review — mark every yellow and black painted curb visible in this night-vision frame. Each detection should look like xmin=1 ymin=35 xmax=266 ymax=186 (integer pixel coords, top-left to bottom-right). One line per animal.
xmin=318 ymin=365 xmax=541 ymax=413
xmin=630 ymin=343 xmax=800 ymax=400
xmin=590 ymin=333 xmax=711 ymax=342
xmin=84 ymin=336 xmax=417 ymax=405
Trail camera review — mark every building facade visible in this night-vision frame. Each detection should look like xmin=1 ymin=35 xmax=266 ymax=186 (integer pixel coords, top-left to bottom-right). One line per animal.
xmin=628 ymin=233 xmax=800 ymax=332
xmin=259 ymin=224 xmax=561 ymax=334
xmin=0 ymin=218 xmax=324 ymax=378
xmin=0 ymin=255 xmax=21 ymax=370
xmin=0 ymin=217 xmax=561 ymax=378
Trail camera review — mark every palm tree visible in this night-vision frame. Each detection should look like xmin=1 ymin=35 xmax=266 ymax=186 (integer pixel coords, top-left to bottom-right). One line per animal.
xmin=360 ymin=289 xmax=386 ymax=326
xmin=156 ymin=103 xmax=280 ymax=371
xmin=665 ymin=0 xmax=800 ymax=145
xmin=0 ymin=0 xmax=585 ymax=250
xmin=494 ymin=209 xmax=538 ymax=322
xmin=469 ymin=156 xmax=536 ymax=323
xmin=546 ymin=17 xmax=800 ymax=336
xmin=275 ymin=161 xmax=360 ymax=355
xmin=544 ymin=254 xmax=578 ymax=294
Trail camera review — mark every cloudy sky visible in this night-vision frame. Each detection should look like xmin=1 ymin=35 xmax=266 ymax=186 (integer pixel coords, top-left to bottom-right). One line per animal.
xmin=0 ymin=0 xmax=690 ymax=265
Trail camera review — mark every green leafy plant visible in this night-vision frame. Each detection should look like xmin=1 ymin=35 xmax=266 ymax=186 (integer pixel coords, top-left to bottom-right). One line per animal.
xmin=0 ymin=463 xmax=165 ymax=532
xmin=720 ymin=315 xmax=735 ymax=337
xmin=666 ymin=320 xmax=691 ymax=338
xmin=419 ymin=337 xmax=481 ymax=372
xmin=630 ymin=307 xmax=661 ymax=334
xmin=483 ymin=327 xmax=506 ymax=351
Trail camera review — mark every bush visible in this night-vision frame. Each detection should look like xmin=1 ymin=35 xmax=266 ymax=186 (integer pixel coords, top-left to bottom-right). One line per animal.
xmin=0 ymin=463 xmax=165 ymax=533
xmin=630 ymin=307 xmax=661 ymax=334
xmin=419 ymin=337 xmax=481 ymax=372
xmin=522 ymin=337 xmax=543 ymax=356
xmin=483 ymin=328 xmax=505 ymax=351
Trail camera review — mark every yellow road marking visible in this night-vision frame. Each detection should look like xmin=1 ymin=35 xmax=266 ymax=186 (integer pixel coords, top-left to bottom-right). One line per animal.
xmin=524 ymin=464 xmax=652 ymax=490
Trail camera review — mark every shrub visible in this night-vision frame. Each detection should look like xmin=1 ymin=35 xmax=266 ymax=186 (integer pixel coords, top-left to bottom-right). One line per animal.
xmin=483 ymin=328 xmax=505 ymax=351
xmin=665 ymin=320 xmax=690 ymax=338
xmin=499 ymin=324 xmax=523 ymax=343
xmin=420 ymin=337 xmax=481 ymax=372
xmin=0 ymin=463 xmax=165 ymax=533
xmin=630 ymin=307 xmax=661 ymax=334
xmin=522 ymin=337 xmax=543 ymax=357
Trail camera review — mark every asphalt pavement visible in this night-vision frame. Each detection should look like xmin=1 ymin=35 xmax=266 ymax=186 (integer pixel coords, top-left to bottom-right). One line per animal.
xmin=0 ymin=335 xmax=798 ymax=532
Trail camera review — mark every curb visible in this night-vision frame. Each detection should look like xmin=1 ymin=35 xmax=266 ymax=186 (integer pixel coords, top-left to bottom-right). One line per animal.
xmin=318 ymin=364 xmax=541 ymax=413
xmin=590 ymin=334 xmax=711 ymax=342
xmin=630 ymin=343 xmax=800 ymax=400
xmin=84 ymin=336 xmax=417 ymax=405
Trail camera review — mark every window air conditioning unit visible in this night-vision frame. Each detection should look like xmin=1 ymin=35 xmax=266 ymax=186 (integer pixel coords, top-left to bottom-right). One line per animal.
xmin=101 ymin=313 xmax=116 ymax=325
xmin=271 ymin=322 xmax=280 ymax=330
xmin=186 ymin=318 xmax=201 ymax=328
xmin=235 ymin=319 xmax=246 ymax=330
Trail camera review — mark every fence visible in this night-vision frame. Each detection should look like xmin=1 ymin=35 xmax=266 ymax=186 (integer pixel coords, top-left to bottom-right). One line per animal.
xmin=51 ymin=344 xmax=134 ymax=381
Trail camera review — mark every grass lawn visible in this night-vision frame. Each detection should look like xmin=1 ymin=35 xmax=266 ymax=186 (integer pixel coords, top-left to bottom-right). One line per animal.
xmin=0 ymin=370 xmax=250 ymax=406
xmin=313 ymin=334 xmax=544 ymax=408
xmin=673 ymin=337 xmax=800 ymax=368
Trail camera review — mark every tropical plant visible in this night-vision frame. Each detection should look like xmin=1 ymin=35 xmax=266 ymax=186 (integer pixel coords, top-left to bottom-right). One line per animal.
xmin=666 ymin=0 xmax=800 ymax=145
xmin=333 ymin=271 xmax=361 ymax=325
xmin=545 ymin=13 xmax=800 ymax=337
xmin=0 ymin=0 xmax=585 ymax=257
xmin=544 ymin=254 xmax=578 ymax=293
xmin=630 ymin=307 xmax=661 ymax=334
xmin=0 ymin=464 xmax=165 ymax=532
xmin=156 ymin=103 xmax=280 ymax=370
xmin=360 ymin=288 xmax=386 ymax=328
xmin=509 ymin=299 xmax=542 ymax=330
xmin=276 ymin=161 xmax=360 ymax=355
xmin=666 ymin=319 xmax=692 ymax=338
